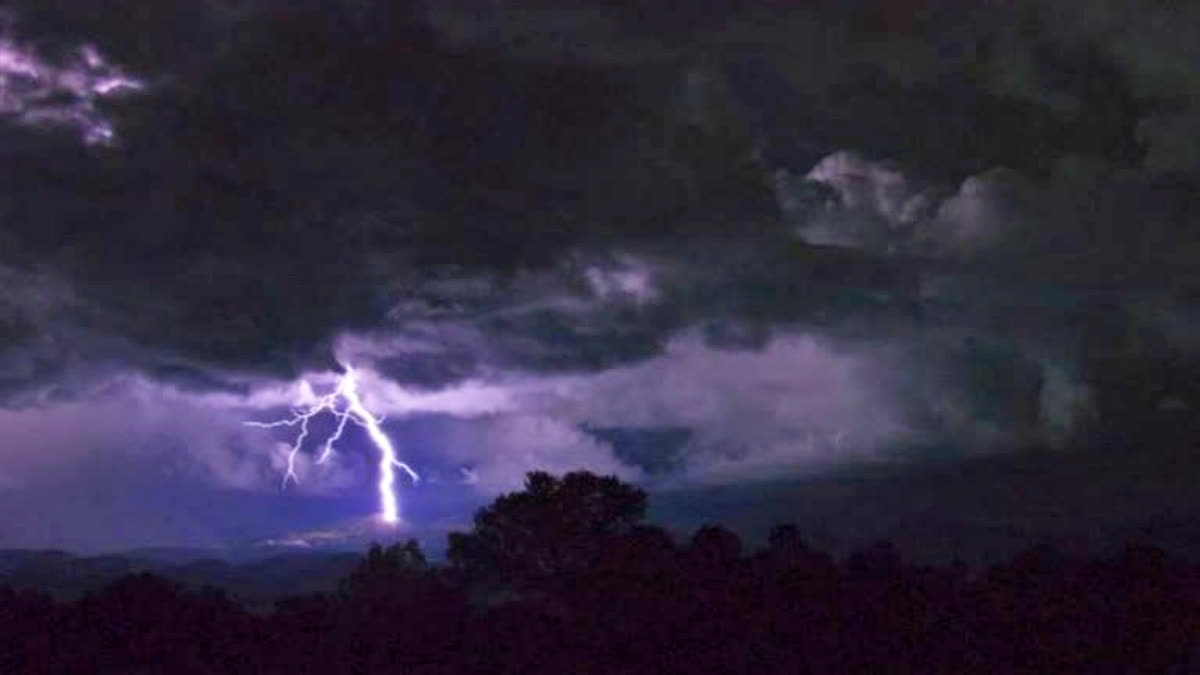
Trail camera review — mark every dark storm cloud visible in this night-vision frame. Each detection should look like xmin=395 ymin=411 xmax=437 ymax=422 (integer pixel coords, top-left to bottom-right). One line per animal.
xmin=653 ymin=411 xmax=1200 ymax=563
xmin=2 ymin=0 xmax=232 ymax=73
xmin=0 ymin=3 xmax=1121 ymax=378
xmin=0 ymin=0 xmax=1195 ymax=484
xmin=0 ymin=0 xmax=788 ymax=396
xmin=582 ymin=426 xmax=692 ymax=476
xmin=775 ymin=151 xmax=1200 ymax=443
xmin=341 ymin=234 xmax=927 ymax=391
xmin=1 ymin=1 xmax=1198 ymax=554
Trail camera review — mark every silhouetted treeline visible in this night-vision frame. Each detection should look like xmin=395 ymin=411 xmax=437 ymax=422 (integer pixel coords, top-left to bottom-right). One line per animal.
xmin=4 ymin=471 xmax=1200 ymax=673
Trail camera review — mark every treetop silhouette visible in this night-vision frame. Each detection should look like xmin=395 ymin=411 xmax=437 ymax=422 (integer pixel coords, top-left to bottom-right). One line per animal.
xmin=447 ymin=470 xmax=647 ymax=587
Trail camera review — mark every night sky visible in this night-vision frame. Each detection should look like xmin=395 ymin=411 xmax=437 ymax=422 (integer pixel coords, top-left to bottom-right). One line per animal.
xmin=0 ymin=0 xmax=1198 ymax=560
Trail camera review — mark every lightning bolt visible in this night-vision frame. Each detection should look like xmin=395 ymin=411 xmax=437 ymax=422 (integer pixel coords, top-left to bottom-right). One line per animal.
xmin=246 ymin=366 xmax=418 ymax=524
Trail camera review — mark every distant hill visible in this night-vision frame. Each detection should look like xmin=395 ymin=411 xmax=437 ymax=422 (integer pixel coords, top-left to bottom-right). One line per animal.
xmin=0 ymin=548 xmax=364 ymax=611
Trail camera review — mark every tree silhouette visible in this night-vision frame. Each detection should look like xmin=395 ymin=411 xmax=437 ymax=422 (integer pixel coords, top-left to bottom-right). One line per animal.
xmin=447 ymin=470 xmax=647 ymax=589
xmin=339 ymin=539 xmax=428 ymax=598
xmin=687 ymin=524 xmax=743 ymax=570
xmin=332 ymin=540 xmax=467 ymax=674
xmin=9 ymin=470 xmax=1200 ymax=672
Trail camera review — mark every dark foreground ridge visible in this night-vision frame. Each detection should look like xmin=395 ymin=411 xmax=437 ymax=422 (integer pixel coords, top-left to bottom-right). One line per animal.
xmin=4 ymin=471 xmax=1200 ymax=673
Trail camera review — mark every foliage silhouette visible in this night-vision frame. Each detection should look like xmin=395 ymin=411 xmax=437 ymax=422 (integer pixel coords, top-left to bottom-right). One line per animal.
xmin=3 ymin=470 xmax=1200 ymax=673
xmin=447 ymin=470 xmax=648 ymax=589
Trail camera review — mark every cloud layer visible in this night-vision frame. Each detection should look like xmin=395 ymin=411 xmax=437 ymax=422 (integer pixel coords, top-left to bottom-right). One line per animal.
xmin=0 ymin=1 xmax=1197 ymax=550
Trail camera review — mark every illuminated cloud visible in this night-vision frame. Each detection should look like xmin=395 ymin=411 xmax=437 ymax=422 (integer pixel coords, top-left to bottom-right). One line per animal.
xmin=0 ymin=378 xmax=247 ymax=491
xmin=923 ymin=167 xmax=1044 ymax=257
xmin=784 ymin=151 xmax=947 ymax=251
xmin=364 ymin=331 xmax=921 ymax=489
xmin=583 ymin=255 xmax=659 ymax=305
xmin=435 ymin=413 xmax=637 ymax=493
xmin=0 ymin=23 xmax=144 ymax=143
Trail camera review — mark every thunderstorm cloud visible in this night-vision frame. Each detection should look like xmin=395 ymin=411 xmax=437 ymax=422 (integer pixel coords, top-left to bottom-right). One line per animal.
xmin=0 ymin=0 xmax=1196 ymax=555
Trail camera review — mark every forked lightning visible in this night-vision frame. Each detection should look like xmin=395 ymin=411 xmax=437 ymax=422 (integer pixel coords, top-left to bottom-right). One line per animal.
xmin=246 ymin=366 xmax=418 ymax=524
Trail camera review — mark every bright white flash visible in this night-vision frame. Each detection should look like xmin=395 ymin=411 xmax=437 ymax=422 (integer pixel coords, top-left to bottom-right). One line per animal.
xmin=245 ymin=366 xmax=419 ymax=524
